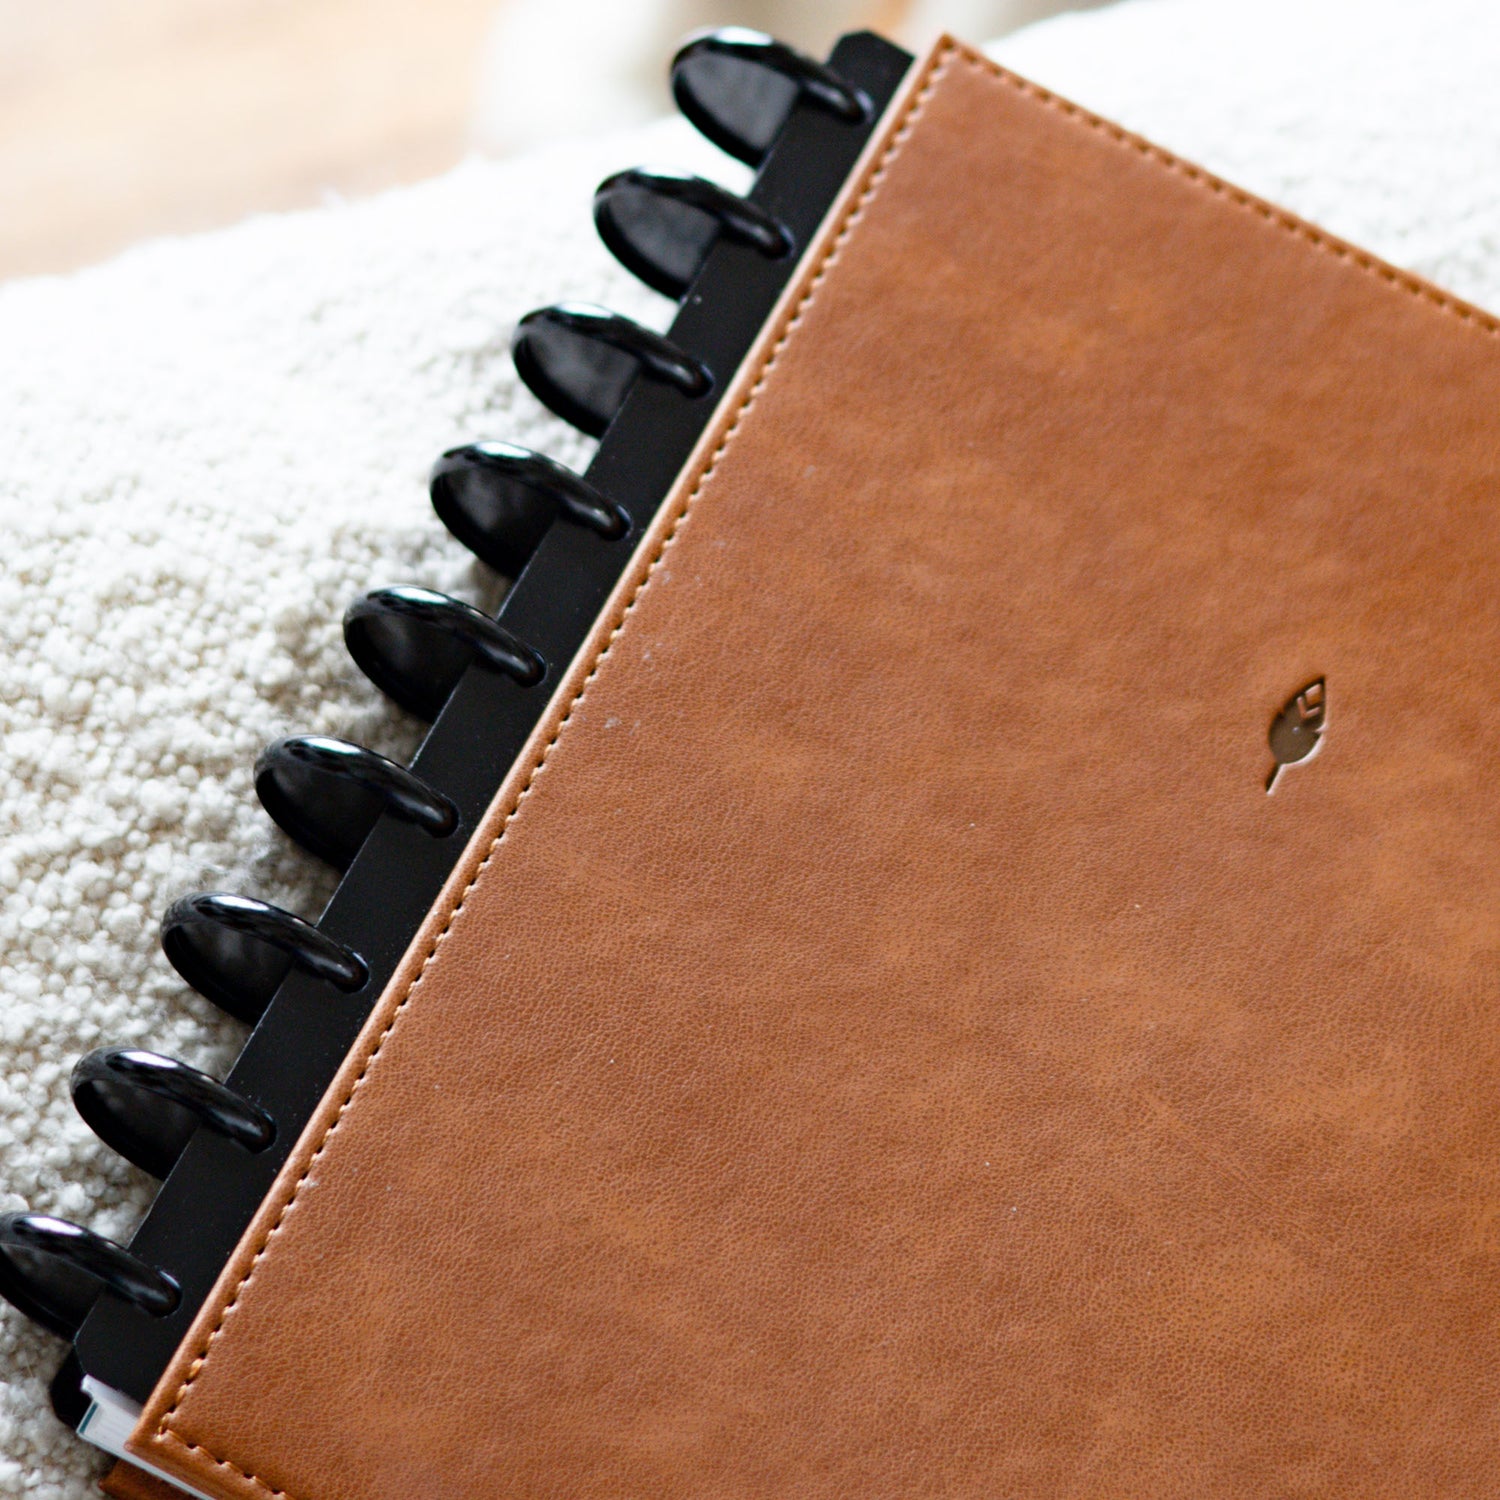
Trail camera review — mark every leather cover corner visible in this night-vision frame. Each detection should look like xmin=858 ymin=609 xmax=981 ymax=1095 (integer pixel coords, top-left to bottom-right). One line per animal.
xmin=101 ymin=1460 xmax=189 ymax=1500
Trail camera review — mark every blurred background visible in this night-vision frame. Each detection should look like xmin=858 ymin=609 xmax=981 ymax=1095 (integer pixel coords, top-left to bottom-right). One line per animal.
xmin=0 ymin=0 xmax=1109 ymax=281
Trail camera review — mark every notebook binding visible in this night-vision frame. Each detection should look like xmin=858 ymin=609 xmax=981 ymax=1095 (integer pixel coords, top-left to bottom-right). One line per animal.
xmin=0 ymin=26 xmax=915 ymax=1427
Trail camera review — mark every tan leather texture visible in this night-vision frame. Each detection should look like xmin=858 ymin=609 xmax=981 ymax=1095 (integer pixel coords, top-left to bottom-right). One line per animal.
xmin=129 ymin=36 xmax=1500 ymax=1500
xmin=100 ymin=1459 xmax=188 ymax=1500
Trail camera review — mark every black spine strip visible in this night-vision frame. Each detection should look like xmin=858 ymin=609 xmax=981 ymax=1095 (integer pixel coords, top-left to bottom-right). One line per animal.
xmin=72 ymin=30 xmax=913 ymax=1406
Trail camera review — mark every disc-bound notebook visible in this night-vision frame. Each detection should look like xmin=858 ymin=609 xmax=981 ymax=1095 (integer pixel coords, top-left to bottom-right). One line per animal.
xmin=5 ymin=24 xmax=1500 ymax=1500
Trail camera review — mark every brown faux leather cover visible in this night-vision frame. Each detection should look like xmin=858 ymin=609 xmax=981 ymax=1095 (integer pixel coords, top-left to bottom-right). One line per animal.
xmin=101 ymin=1460 xmax=188 ymax=1500
xmin=128 ymin=36 xmax=1500 ymax=1500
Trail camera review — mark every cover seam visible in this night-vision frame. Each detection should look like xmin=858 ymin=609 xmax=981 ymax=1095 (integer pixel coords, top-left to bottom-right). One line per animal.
xmin=149 ymin=35 xmax=1498 ymax=1497
xmin=960 ymin=50 xmax=1500 ymax=338
xmin=149 ymin=36 xmax=960 ymax=1500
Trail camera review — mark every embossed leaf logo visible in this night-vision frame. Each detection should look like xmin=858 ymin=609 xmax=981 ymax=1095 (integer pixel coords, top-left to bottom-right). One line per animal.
xmin=1265 ymin=678 xmax=1326 ymax=794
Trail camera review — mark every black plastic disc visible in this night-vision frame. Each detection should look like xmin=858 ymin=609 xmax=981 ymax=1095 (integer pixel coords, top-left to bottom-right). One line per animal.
xmin=670 ymin=27 xmax=870 ymax=166
xmin=594 ymin=167 xmax=792 ymax=298
xmin=255 ymin=735 xmax=458 ymax=870
xmin=161 ymin=892 xmax=368 ymax=1024
xmin=511 ymin=303 xmax=712 ymax=438
xmin=344 ymin=586 xmax=546 ymax=722
xmin=430 ymin=442 xmax=627 ymax=577
xmin=0 ymin=1214 xmax=179 ymax=1341
xmin=50 ymin=1351 xmax=90 ymax=1429
xmin=71 ymin=1048 xmax=276 ymax=1181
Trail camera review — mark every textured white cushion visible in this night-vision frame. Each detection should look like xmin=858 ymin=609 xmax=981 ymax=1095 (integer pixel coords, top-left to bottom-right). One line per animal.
xmin=1 ymin=0 xmax=1496 ymax=1490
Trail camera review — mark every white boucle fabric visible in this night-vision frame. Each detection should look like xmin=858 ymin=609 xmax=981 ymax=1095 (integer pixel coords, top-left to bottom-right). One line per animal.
xmin=0 ymin=0 xmax=1497 ymax=1490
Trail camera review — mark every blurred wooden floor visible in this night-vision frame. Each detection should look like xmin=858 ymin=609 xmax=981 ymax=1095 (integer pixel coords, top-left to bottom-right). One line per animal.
xmin=0 ymin=0 xmax=499 ymax=280
xmin=0 ymin=0 xmax=1079 ymax=283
